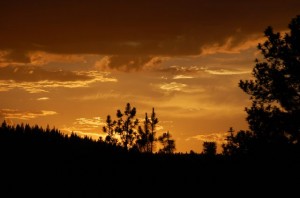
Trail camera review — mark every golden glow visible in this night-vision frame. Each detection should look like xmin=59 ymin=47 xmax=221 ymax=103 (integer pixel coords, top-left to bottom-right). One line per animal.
xmin=1 ymin=0 xmax=299 ymax=153
xmin=0 ymin=70 xmax=117 ymax=93
xmin=37 ymin=97 xmax=50 ymax=101
xmin=173 ymin=75 xmax=194 ymax=79
xmin=0 ymin=109 xmax=57 ymax=120
xmin=159 ymin=82 xmax=187 ymax=92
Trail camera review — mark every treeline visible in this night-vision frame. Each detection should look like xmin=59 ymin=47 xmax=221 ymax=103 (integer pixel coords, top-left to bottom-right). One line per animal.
xmin=0 ymin=118 xmax=200 ymax=158
xmin=1 ymin=119 xmax=299 ymax=197
xmin=0 ymin=119 xmax=130 ymax=158
xmin=0 ymin=118 xmax=228 ymax=197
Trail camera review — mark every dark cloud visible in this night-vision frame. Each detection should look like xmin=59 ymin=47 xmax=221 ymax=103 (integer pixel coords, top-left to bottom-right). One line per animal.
xmin=0 ymin=65 xmax=92 ymax=82
xmin=0 ymin=0 xmax=299 ymax=64
xmin=4 ymin=50 xmax=31 ymax=63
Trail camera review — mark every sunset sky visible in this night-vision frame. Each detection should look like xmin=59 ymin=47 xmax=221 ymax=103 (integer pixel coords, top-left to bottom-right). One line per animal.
xmin=1 ymin=0 xmax=299 ymax=153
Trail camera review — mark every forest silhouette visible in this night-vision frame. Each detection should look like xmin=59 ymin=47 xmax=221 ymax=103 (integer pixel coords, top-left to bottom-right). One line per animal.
xmin=1 ymin=15 xmax=300 ymax=197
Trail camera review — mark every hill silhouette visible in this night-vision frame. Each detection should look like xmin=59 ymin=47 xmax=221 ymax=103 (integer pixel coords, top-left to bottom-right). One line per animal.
xmin=1 ymin=120 xmax=299 ymax=197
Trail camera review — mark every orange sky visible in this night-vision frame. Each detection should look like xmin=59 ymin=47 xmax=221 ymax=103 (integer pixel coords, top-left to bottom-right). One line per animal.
xmin=1 ymin=0 xmax=299 ymax=153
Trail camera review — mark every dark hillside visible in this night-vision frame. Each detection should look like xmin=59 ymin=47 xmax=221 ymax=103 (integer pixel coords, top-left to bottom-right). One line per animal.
xmin=1 ymin=121 xmax=299 ymax=197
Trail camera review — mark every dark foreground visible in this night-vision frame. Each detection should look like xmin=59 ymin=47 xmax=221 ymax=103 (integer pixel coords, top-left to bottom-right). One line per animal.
xmin=2 ymin=146 xmax=300 ymax=197
xmin=1 ymin=129 xmax=299 ymax=197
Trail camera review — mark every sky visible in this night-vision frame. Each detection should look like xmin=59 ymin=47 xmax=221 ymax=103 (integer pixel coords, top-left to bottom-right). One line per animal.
xmin=1 ymin=0 xmax=300 ymax=153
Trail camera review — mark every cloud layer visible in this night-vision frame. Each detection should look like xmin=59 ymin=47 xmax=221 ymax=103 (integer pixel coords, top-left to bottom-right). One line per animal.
xmin=0 ymin=66 xmax=117 ymax=93
xmin=1 ymin=0 xmax=299 ymax=69
xmin=0 ymin=109 xmax=57 ymax=120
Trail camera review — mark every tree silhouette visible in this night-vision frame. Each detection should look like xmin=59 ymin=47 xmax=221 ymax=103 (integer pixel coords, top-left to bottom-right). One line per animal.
xmin=220 ymin=15 xmax=300 ymax=156
xmin=136 ymin=113 xmax=151 ymax=152
xmin=158 ymin=131 xmax=176 ymax=154
xmin=102 ymin=115 xmax=118 ymax=145
xmin=202 ymin=141 xmax=217 ymax=156
xmin=239 ymin=15 xmax=300 ymax=147
xmin=149 ymin=108 xmax=158 ymax=152
xmin=222 ymin=127 xmax=255 ymax=156
xmin=102 ymin=103 xmax=166 ymax=152
xmin=134 ymin=108 xmax=159 ymax=153
xmin=222 ymin=127 xmax=237 ymax=156
xmin=115 ymin=103 xmax=139 ymax=150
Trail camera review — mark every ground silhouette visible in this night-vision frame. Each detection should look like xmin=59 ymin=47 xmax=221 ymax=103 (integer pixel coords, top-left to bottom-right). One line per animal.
xmin=1 ymin=121 xmax=299 ymax=197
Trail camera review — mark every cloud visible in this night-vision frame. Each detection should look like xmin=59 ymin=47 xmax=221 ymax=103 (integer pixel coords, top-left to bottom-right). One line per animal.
xmin=0 ymin=0 xmax=299 ymax=69
xmin=204 ymin=68 xmax=251 ymax=75
xmin=0 ymin=66 xmax=117 ymax=93
xmin=156 ymin=64 xmax=251 ymax=77
xmin=73 ymin=117 xmax=105 ymax=129
xmin=0 ymin=65 xmax=92 ymax=82
xmin=73 ymin=91 xmax=132 ymax=101
xmin=167 ymin=65 xmax=202 ymax=73
xmin=0 ymin=109 xmax=57 ymax=120
xmin=200 ymin=34 xmax=266 ymax=55
xmin=37 ymin=97 xmax=49 ymax=101
xmin=157 ymin=65 xmax=203 ymax=75
xmin=187 ymin=132 xmax=228 ymax=145
xmin=173 ymin=75 xmax=194 ymax=79
xmin=159 ymin=82 xmax=187 ymax=92
xmin=0 ymin=50 xmax=11 ymax=67
xmin=95 ymin=55 xmax=165 ymax=71
xmin=61 ymin=117 xmax=106 ymax=140
xmin=28 ymin=51 xmax=87 ymax=66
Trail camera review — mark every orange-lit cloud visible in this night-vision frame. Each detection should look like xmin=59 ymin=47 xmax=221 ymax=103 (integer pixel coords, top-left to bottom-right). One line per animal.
xmin=200 ymin=34 xmax=266 ymax=55
xmin=28 ymin=51 xmax=87 ymax=66
xmin=158 ymin=65 xmax=202 ymax=74
xmin=0 ymin=66 xmax=117 ymax=93
xmin=74 ymin=117 xmax=105 ymax=128
xmin=0 ymin=66 xmax=92 ymax=82
xmin=204 ymin=68 xmax=251 ymax=75
xmin=157 ymin=65 xmax=251 ymax=76
xmin=73 ymin=91 xmax=131 ymax=101
xmin=61 ymin=117 xmax=106 ymax=140
xmin=0 ymin=51 xmax=89 ymax=67
xmin=0 ymin=50 xmax=11 ymax=67
xmin=95 ymin=55 xmax=165 ymax=71
xmin=0 ymin=109 xmax=57 ymax=120
xmin=159 ymin=82 xmax=187 ymax=92
xmin=185 ymin=132 xmax=229 ymax=153
xmin=187 ymin=132 xmax=228 ymax=145
xmin=37 ymin=97 xmax=50 ymax=101
xmin=173 ymin=75 xmax=194 ymax=79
